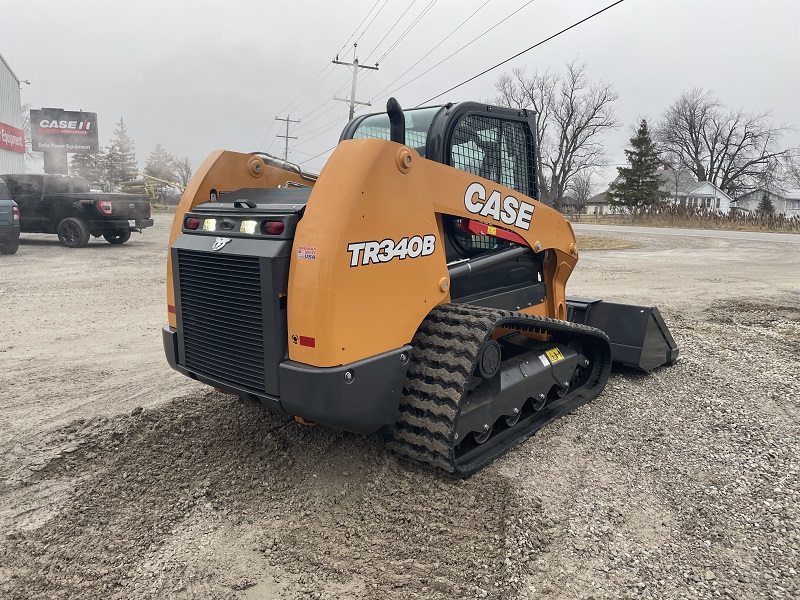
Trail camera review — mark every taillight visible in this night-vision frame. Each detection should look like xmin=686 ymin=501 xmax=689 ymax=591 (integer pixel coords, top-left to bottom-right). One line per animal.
xmin=97 ymin=200 xmax=113 ymax=215
xmin=261 ymin=220 xmax=285 ymax=235
xmin=184 ymin=217 xmax=200 ymax=230
xmin=12 ymin=206 xmax=20 ymax=222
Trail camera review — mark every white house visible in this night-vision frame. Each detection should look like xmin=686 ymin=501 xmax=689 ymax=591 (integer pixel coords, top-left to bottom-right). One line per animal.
xmin=672 ymin=180 xmax=734 ymax=213
xmin=588 ymin=166 xmax=734 ymax=215
xmin=585 ymin=191 xmax=614 ymax=215
xmin=731 ymin=188 xmax=800 ymax=218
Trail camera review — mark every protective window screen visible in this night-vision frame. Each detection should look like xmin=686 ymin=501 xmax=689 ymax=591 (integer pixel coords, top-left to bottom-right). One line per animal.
xmin=450 ymin=114 xmax=532 ymax=197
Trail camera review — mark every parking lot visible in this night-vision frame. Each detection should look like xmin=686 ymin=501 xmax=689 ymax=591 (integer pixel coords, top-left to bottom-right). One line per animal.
xmin=1 ymin=215 xmax=798 ymax=599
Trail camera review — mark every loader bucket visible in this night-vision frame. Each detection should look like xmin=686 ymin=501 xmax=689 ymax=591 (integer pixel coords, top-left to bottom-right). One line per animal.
xmin=566 ymin=297 xmax=679 ymax=372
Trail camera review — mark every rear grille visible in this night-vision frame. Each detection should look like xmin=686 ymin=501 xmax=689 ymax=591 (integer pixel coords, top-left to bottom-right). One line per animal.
xmin=177 ymin=249 xmax=265 ymax=392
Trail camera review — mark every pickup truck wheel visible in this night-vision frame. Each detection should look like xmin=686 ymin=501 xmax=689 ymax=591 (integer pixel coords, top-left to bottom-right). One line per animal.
xmin=0 ymin=236 xmax=20 ymax=255
xmin=57 ymin=217 xmax=90 ymax=248
xmin=103 ymin=230 xmax=132 ymax=245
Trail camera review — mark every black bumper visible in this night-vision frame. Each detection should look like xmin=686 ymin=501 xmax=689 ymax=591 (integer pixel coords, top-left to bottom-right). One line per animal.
xmin=163 ymin=326 xmax=411 ymax=435
xmin=0 ymin=223 xmax=19 ymax=239
xmin=88 ymin=218 xmax=154 ymax=231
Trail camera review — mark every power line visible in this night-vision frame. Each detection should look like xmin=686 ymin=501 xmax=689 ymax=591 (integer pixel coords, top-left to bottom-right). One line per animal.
xmin=299 ymin=144 xmax=338 ymax=166
xmin=368 ymin=0 xmax=503 ymax=103
xmin=335 ymin=0 xmax=383 ymax=59
xmin=294 ymin=101 xmax=344 ymax=135
xmin=417 ymin=0 xmax=626 ymax=106
xmin=363 ymin=0 xmax=421 ymax=64
xmin=257 ymin=0 xmax=382 ymax=148
xmin=294 ymin=103 xmax=369 ymax=148
xmin=294 ymin=113 xmax=349 ymax=142
xmin=263 ymin=0 xmax=430 ymax=148
xmin=356 ymin=0 xmax=392 ymax=46
xmin=372 ymin=0 xmax=439 ymax=67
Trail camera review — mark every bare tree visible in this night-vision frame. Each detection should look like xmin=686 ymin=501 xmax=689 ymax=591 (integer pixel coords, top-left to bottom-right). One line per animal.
xmin=172 ymin=156 xmax=193 ymax=187
xmin=784 ymin=151 xmax=800 ymax=188
xmin=20 ymin=103 xmax=43 ymax=169
xmin=495 ymin=61 xmax=618 ymax=212
xmin=656 ymin=88 xmax=793 ymax=197
xmin=567 ymin=171 xmax=593 ymax=220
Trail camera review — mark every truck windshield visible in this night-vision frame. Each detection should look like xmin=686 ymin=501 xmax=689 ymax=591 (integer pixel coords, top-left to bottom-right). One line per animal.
xmin=351 ymin=106 xmax=441 ymax=157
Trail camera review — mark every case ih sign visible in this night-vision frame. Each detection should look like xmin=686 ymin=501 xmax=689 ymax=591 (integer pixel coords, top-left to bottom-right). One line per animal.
xmin=0 ymin=121 xmax=25 ymax=153
xmin=30 ymin=108 xmax=99 ymax=153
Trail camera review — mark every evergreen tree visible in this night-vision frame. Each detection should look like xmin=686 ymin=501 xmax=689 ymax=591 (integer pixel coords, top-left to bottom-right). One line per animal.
xmin=144 ymin=144 xmax=177 ymax=183
xmin=69 ymin=151 xmax=106 ymax=187
xmin=608 ymin=119 xmax=667 ymax=210
xmin=757 ymin=191 xmax=775 ymax=214
xmin=106 ymin=118 xmax=138 ymax=187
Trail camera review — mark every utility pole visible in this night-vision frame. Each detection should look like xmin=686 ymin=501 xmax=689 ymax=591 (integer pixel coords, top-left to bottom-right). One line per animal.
xmin=275 ymin=115 xmax=299 ymax=161
xmin=333 ymin=43 xmax=379 ymax=120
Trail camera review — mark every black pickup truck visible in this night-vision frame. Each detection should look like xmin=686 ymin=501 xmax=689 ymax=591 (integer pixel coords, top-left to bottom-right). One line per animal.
xmin=0 ymin=173 xmax=153 ymax=248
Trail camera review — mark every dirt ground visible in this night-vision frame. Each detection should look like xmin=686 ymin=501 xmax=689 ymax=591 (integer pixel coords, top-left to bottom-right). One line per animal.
xmin=0 ymin=215 xmax=798 ymax=599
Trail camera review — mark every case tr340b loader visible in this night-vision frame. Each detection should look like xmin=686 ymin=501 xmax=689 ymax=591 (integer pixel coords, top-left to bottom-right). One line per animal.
xmin=163 ymin=99 xmax=678 ymax=477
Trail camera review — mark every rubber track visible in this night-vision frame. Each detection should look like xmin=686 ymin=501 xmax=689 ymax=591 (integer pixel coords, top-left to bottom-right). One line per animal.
xmin=388 ymin=303 xmax=611 ymax=477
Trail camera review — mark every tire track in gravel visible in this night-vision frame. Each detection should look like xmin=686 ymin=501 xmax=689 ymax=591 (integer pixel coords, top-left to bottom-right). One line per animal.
xmin=0 ymin=390 xmax=544 ymax=600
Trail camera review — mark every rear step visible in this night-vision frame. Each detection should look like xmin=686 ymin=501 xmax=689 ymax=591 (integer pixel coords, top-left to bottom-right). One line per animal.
xmin=389 ymin=303 xmax=612 ymax=477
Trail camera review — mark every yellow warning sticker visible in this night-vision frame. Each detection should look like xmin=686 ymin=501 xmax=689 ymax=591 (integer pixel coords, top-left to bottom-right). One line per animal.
xmin=545 ymin=348 xmax=565 ymax=363
xmin=487 ymin=225 xmax=497 ymax=235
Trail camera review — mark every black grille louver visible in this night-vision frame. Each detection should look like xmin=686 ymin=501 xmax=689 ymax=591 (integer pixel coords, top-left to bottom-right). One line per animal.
xmin=177 ymin=249 xmax=266 ymax=392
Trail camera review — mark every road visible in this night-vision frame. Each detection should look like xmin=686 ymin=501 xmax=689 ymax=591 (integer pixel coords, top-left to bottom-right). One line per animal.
xmin=573 ymin=222 xmax=800 ymax=244
xmin=569 ymin=222 xmax=800 ymax=319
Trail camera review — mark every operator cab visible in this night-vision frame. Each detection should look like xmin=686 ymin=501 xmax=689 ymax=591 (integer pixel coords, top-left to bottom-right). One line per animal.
xmin=341 ymin=99 xmax=544 ymax=307
xmin=341 ymin=101 xmax=538 ymax=200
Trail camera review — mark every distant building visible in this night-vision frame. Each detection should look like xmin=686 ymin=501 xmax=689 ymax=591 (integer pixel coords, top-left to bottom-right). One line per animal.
xmin=658 ymin=166 xmax=733 ymax=213
xmin=586 ymin=191 xmax=613 ymax=215
xmin=582 ymin=165 xmax=736 ymax=215
xmin=0 ymin=52 xmax=25 ymax=173
xmin=732 ymin=188 xmax=800 ymax=218
xmin=672 ymin=180 xmax=733 ymax=213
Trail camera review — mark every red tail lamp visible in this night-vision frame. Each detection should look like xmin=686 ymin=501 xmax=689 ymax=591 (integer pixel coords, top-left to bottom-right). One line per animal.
xmin=97 ymin=200 xmax=113 ymax=215
xmin=184 ymin=217 xmax=200 ymax=230
xmin=262 ymin=220 xmax=285 ymax=235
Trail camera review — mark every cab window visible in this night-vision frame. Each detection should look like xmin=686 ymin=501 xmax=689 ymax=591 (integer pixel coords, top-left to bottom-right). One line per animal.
xmin=351 ymin=106 xmax=440 ymax=158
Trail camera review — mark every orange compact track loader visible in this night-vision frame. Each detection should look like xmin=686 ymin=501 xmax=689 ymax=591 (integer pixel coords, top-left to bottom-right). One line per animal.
xmin=163 ymin=99 xmax=678 ymax=476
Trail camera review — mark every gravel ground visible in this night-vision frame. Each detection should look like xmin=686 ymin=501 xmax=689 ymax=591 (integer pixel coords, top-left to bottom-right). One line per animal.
xmin=0 ymin=215 xmax=798 ymax=599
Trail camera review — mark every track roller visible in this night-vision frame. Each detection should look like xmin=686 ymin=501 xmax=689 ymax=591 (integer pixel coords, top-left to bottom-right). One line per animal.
xmin=388 ymin=303 xmax=612 ymax=477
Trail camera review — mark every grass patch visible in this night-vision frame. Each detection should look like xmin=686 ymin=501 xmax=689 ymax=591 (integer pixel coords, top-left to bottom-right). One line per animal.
xmin=576 ymin=235 xmax=642 ymax=250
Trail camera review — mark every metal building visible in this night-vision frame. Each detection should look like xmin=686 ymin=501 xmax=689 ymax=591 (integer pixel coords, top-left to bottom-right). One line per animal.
xmin=0 ymin=52 xmax=25 ymax=173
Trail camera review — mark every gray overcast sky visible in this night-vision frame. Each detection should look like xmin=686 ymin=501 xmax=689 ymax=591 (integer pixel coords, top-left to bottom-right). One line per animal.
xmin=2 ymin=0 xmax=799 ymax=189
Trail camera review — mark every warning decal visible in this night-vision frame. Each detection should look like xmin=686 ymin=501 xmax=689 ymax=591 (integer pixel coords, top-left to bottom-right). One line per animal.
xmin=545 ymin=348 xmax=565 ymax=363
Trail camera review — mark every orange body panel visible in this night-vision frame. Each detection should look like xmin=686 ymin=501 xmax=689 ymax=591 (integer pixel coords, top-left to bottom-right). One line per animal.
xmin=166 ymin=151 xmax=314 ymax=328
xmin=168 ymin=141 xmax=577 ymax=366
xmin=287 ymin=139 xmax=578 ymax=367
